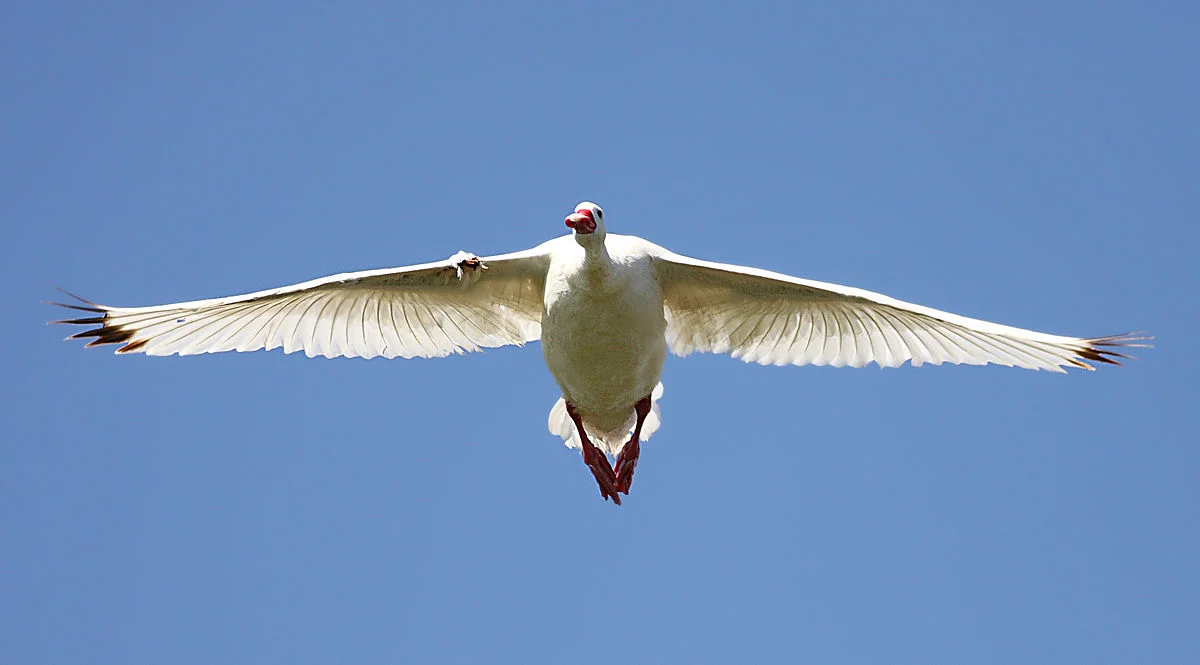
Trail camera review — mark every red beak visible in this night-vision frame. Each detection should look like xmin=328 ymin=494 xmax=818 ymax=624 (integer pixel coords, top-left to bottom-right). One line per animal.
xmin=565 ymin=209 xmax=597 ymax=234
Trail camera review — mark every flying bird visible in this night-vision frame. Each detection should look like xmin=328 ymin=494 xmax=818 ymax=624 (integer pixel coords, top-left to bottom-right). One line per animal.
xmin=53 ymin=202 xmax=1145 ymax=504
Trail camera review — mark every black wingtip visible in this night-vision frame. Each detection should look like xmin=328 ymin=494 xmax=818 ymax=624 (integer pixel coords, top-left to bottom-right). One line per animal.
xmin=50 ymin=316 xmax=107 ymax=326
xmin=47 ymin=289 xmax=112 ymax=330
xmin=80 ymin=328 xmax=135 ymax=347
xmin=1077 ymin=347 xmax=1123 ymax=366
xmin=51 ymin=289 xmax=133 ymax=349
xmin=53 ymin=286 xmax=102 ymax=307
xmin=116 ymin=339 xmax=149 ymax=354
xmin=1077 ymin=332 xmax=1152 ymax=368
xmin=45 ymin=300 xmax=105 ymax=314
xmin=68 ymin=328 xmax=107 ymax=340
xmin=46 ymin=287 xmax=108 ymax=327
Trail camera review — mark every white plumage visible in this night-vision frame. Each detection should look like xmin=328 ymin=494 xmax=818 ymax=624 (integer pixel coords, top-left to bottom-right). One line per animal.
xmin=54 ymin=202 xmax=1145 ymax=501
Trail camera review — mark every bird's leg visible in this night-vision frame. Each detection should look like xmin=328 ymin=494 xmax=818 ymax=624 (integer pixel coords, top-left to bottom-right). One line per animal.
xmin=614 ymin=395 xmax=653 ymax=495
xmin=566 ymin=401 xmax=621 ymax=505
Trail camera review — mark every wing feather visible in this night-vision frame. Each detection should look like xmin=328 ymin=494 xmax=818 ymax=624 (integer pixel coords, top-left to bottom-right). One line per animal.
xmin=652 ymin=248 xmax=1146 ymax=372
xmin=54 ymin=247 xmax=551 ymax=359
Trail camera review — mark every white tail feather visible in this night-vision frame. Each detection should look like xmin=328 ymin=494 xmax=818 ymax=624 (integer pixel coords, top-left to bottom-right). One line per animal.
xmin=548 ymin=383 xmax=665 ymax=456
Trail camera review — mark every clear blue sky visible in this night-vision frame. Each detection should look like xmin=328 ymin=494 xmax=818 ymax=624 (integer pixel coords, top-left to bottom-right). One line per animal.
xmin=3 ymin=2 xmax=1196 ymax=663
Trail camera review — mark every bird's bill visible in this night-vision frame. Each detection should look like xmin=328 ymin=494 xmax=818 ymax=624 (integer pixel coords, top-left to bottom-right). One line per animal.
xmin=565 ymin=210 xmax=596 ymax=234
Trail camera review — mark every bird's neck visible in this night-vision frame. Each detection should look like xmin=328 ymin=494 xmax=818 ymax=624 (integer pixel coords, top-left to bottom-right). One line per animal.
xmin=577 ymin=236 xmax=613 ymax=279
xmin=577 ymin=234 xmax=609 ymax=258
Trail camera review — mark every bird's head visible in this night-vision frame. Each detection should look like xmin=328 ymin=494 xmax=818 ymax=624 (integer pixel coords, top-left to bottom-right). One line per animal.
xmin=565 ymin=202 xmax=606 ymax=244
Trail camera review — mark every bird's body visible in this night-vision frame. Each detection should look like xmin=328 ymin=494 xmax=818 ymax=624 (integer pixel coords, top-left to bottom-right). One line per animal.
xmin=542 ymin=234 xmax=667 ymax=449
xmin=54 ymin=202 xmax=1146 ymax=504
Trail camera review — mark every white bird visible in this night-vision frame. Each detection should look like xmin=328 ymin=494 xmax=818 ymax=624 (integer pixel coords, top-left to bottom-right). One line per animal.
xmin=54 ymin=202 xmax=1145 ymax=504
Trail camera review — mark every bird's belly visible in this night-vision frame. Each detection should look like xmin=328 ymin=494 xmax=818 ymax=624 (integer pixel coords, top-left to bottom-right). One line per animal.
xmin=541 ymin=284 xmax=667 ymax=428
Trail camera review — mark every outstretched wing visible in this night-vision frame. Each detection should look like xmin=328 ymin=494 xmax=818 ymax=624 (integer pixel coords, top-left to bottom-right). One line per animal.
xmin=653 ymin=250 xmax=1146 ymax=372
xmin=53 ymin=248 xmax=550 ymax=359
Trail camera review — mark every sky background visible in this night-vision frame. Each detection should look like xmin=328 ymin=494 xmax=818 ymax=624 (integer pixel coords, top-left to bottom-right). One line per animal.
xmin=2 ymin=2 xmax=1197 ymax=663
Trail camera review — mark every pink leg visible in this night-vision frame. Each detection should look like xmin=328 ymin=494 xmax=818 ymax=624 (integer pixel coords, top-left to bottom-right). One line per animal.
xmin=615 ymin=395 xmax=653 ymax=495
xmin=566 ymin=402 xmax=621 ymax=505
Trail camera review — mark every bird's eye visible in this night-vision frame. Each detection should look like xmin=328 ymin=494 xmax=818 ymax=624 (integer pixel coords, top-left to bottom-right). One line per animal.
xmin=595 ymin=208 xmax=603 ymax=220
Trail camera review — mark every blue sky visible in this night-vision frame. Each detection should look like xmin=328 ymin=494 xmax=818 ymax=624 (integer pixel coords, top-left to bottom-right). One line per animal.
xmin=3 ymin=2 xmax=1196 ymax=663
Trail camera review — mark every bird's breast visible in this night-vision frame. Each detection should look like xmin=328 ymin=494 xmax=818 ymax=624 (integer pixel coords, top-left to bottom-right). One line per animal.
xmin=540 ymin=256 xmax=668 ymax=418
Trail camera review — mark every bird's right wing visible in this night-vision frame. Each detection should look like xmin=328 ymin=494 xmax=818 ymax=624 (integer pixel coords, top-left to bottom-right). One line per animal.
xmin=652 ymin=249 xmax=1147 ymax=372
xmin=53 ymin=246 xmax=551 ymax=359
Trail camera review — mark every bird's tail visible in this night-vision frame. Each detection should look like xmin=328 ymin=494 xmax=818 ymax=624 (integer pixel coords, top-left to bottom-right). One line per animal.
xmin=548 ymin=383 xmax=664 ymax=457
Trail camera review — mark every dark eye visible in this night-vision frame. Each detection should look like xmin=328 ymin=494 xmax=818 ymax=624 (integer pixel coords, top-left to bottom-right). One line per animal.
xmin=595 ymin=208 xmax=603 ymax=220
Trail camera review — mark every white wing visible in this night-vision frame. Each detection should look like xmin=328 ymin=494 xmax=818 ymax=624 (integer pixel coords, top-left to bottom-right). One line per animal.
xmin=652 ymin=249 xmax=1145 ymax=373
xmin=54 ymin=247 xmax=550 ymax=359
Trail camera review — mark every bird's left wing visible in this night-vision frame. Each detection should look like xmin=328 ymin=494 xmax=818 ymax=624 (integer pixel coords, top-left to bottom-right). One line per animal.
xmin=53 ymin=247 xmax=550 ymax=359
xmin=652 ymin=249 xmax=1145 ymax=372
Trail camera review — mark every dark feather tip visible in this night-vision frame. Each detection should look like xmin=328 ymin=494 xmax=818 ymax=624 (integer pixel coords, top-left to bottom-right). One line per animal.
xmin=46 ymin=300 xmax=105 ymax=314
xmin=1077 ymin=332 xmax=1152 ymax=367
xmin=71 ymin=327 xmax=133 ymax=346
xmin=54 ymin=286 xmax=102 ymax=307
xmin=117 ymin=339 xmax=149 ymax=354
xmin=1077 ymin=348 xmax=1121 ymax=366
xmin=83 ymin=333 xmax=133 ymax=348
xmin=51 ymin=316 xmax=107 ymax=326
